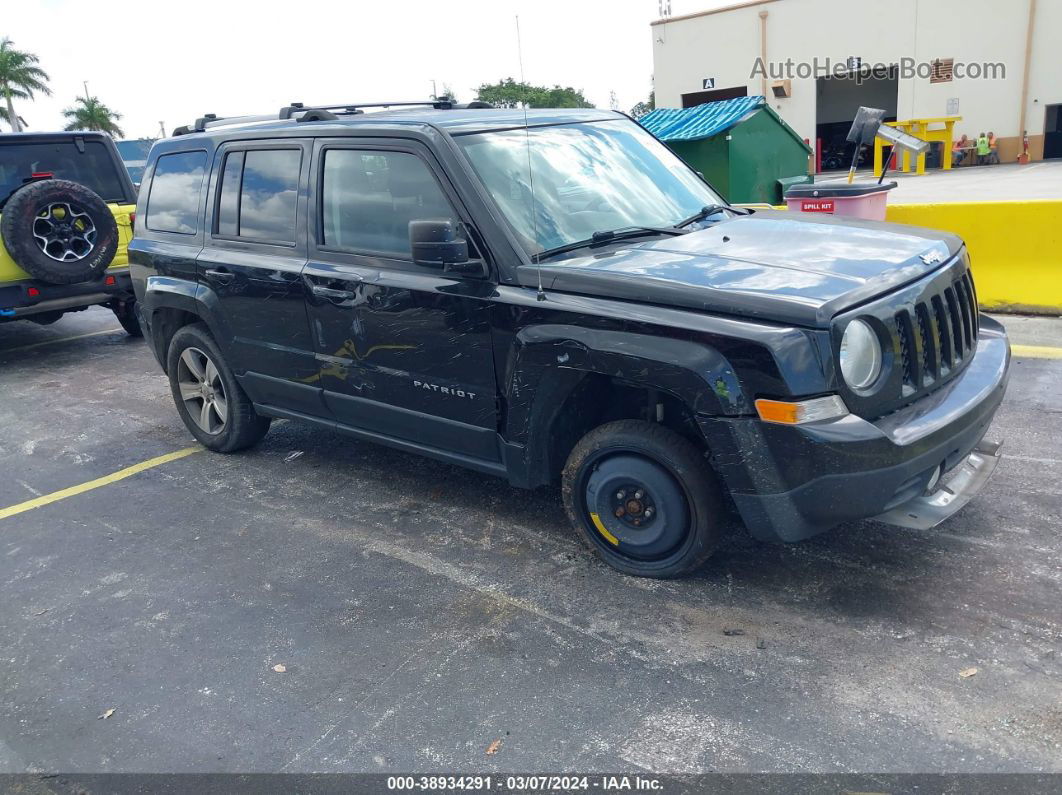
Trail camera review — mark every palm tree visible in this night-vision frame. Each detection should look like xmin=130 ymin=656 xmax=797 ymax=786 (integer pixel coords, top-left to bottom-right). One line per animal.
xmin=0 ymin=37 xmax=51 ymax=133
xmin=62 ymin=95 xmax=124 ymax=138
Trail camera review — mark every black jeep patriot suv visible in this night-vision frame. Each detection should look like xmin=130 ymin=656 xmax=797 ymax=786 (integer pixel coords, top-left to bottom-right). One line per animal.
xmin=129 ymin=101 xmax=1009 ymax=578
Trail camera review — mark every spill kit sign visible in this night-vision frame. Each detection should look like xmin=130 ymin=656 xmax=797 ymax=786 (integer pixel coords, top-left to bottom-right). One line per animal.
xmin=799 ymin=199 xmax=835 ymax=213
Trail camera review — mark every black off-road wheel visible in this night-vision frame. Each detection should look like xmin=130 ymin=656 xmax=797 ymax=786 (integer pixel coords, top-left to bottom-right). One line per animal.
xmin=562 ymin=420 xmax=725 ymax=578
xmin=166 ymin=323 xmax=271 ymax=453
xmin=0 ymin=179 xmax=119 ymax=284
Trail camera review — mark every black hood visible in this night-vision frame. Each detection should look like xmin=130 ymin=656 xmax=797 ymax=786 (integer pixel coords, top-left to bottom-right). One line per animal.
xmin=525 ymin=210 xmax=963 ymax=327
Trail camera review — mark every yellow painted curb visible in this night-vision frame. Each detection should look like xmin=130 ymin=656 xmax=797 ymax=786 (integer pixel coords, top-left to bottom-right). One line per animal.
xmin=1011 ymin=344 xmax=1062 ymax=360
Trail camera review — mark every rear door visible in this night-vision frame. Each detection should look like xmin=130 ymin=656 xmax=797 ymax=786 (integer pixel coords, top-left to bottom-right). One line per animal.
xmin=303 ymin=139 xmax=500 ymax=463
xmin=198 ymin=140 xmax=322 ymax=415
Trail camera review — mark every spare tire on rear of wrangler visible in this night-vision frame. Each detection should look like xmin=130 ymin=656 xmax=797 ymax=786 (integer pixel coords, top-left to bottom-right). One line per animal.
xmin=0 ymin=178 xmax=119 ymax=284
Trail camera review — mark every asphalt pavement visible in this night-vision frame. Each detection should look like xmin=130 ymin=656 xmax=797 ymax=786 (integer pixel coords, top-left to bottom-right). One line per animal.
xmin=0 ymin=307 xmax=1060 ymax=774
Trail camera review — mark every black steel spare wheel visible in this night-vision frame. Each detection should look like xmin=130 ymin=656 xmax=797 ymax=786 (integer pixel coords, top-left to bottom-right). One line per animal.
xmin=0 ymin=179 xmax=119 ymax=284
xmin=584 ymin=454 xmax=690 ymax=560
xmin=562 ymin=420 xmax=725 ymax=578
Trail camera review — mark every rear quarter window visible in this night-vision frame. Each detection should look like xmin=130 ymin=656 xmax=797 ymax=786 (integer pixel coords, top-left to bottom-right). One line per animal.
xmin=146 ymin=151 xmax=208 ymax=235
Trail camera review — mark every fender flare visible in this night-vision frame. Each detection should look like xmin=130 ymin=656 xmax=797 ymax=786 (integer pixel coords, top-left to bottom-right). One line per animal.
xmin=142 ymin=276 xmax=236 ymax=368
xmin=502 ymin=324 xmax=750 ymax=486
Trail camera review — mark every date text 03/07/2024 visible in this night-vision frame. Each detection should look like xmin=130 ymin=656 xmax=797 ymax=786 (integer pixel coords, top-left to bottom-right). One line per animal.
xmin=385 ymin=775 xmax=663 ymax=791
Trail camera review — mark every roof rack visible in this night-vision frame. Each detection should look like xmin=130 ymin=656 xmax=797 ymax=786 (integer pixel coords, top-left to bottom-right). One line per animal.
xmin=171 ymin=97 xmax=494 ymax=136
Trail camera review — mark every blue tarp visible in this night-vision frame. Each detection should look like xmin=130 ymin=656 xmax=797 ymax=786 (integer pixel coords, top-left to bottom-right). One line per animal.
xmin=639 ymin=96 xmax=766 ymax=142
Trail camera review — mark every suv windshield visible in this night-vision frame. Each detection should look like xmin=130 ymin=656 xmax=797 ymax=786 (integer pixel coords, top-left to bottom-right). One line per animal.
xmin=456 ymin=119 xmax=723 ymax=258
xmin=0 ymin=140 xmax=127 ymax=209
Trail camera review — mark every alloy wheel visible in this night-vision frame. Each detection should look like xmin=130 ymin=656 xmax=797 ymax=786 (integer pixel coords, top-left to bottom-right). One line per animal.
xmin=176 ymin=347 xmax=228 ymax=435
xmin=32 ymin=202 xmax=97 ymax=262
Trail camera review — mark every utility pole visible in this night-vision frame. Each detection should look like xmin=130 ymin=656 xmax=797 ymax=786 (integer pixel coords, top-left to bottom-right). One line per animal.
xmin=83 ymin=81 xmax=90 ymax=101
xmin=158 ymin=121 xmax=166 ymax=138
xmin=431 ymin=79 xmax=437 ymax=100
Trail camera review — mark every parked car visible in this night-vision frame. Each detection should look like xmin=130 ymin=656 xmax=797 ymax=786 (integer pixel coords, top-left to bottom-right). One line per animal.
xmin=129 ymin=102 xmax=1009 ymax=578
xmin=1 ymin=131 xmax=141 ymax=334
xmin=115 ymin=138 xmax=155 ymax=187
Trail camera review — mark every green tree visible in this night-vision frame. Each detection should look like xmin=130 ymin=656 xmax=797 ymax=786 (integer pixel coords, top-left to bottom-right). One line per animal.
xmin=630 ymin=91 xmax=655 ymax=120
xmin=62 ymin=95 xmax=124 ymax=137
xmin=0 ymin=37 xmax=51 ymax=133
xmin=475 ymin=78 xmax=593 ymax=109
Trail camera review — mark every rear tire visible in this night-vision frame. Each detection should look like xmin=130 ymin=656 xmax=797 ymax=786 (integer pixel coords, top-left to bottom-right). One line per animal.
xmin=27 ymin=311 xmax=64 ymax=325
xmin=166 ymin=323 xmax=270 ymax=452
xmin=562 ymin=420 xmax=724 ymax=578
xmin=111 ymin=297 xmax=143 ymax=337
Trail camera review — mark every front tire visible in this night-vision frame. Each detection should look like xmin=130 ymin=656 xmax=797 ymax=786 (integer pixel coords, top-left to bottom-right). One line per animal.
xmin=166 ymin=323 xmax=270 ymax=452
xmin=562 ymin=420 xmax=724 ymax=578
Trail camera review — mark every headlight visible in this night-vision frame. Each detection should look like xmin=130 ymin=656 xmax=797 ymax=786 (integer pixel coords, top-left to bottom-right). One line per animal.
xmin=839 ymin=319 xmax=882 ymax=390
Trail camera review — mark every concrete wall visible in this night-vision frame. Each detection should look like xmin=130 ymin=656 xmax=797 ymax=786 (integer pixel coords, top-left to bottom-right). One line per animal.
xmin=651 ymin=0 xmax=1056 ymax=161
xmin=885 ymin=201 xmax=1062 ymax=314
xmin=752 ymin=200 xmax=1062 ymax=314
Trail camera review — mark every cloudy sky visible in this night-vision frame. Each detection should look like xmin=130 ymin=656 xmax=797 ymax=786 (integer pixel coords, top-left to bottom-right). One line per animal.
xmin=3 ymin=0 xmax=727 ymax=140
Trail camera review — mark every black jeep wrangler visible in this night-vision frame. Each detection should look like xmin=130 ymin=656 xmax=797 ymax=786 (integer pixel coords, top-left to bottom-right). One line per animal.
xmin=129 ymin=101 xmax=1009 ymax=578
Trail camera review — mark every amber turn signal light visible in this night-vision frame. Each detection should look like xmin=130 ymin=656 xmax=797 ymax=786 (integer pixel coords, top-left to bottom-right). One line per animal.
xmin=755 ymin=395 xmax=848 ymax=425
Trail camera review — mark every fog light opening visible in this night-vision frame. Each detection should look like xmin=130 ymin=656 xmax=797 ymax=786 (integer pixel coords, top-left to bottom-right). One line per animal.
xmin=926 ymin=464 xmax=944 ymax=494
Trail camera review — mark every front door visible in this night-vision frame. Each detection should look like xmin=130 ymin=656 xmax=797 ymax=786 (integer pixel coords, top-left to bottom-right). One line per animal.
xmin=303 ymin=141 xmax=499 ymax=462
xmin=198 ymin=140 xmax=322 ymax=415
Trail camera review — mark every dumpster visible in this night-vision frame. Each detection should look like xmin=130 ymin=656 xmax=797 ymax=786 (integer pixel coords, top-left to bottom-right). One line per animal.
xmin=784 ymin=181 xmax=897 ymax=221
xmin=778 ymin=174 xmax=812 ymax=200
xmin=640 ymin=96 xmax=813 ymax=204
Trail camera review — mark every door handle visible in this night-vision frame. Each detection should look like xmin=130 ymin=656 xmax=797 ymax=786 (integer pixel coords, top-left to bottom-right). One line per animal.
xmin=204 ymin=268 xmax=235 ymax=285
xmin=311 ymin=284 xmax=355 ymax=301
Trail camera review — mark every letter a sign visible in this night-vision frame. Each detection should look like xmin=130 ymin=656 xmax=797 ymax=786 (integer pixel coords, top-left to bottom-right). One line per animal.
xmin=702 ymin=77 xmax=716 ymax=90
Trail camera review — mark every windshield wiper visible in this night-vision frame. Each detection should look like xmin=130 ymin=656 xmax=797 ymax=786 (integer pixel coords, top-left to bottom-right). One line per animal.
xmin=675 ymin=204 xmax=749 ymax=228
xmin=533 ymin=226 xmax=687 ymax=263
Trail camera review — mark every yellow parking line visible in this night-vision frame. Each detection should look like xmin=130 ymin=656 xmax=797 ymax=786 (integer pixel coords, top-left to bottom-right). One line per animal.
xmin=0 ymin=447 xmax=201 ymax=521
xmin=0 ymin=327 xmax=123 ymax=354
xmin=1011 ymin=344 xmax=1062 ymax=360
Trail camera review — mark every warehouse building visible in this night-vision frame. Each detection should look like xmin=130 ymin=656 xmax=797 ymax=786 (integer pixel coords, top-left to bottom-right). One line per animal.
xmin=650 ymin=0 xmax=1059 ymax=165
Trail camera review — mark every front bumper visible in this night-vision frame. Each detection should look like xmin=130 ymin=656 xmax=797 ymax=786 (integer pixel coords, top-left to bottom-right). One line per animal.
xmin=871 ymin=438 xmax=1002 ymax=530
xmin=699 ymin=315 xmax=1010 ymax=542
xmin=0 ymin=268 xmax=133 ymax=319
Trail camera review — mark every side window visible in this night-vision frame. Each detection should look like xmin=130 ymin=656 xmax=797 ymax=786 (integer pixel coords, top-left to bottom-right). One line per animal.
xmin=146 ymin=151 xmax=207 ymax=234
xmin=214 ymin=148 xmax=301 ymax=244
xmin=321 ymin=149 xmax=456 ymax=258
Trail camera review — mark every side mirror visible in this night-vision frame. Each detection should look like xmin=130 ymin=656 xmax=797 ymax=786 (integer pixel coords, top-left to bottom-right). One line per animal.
xmin=410 ymin=219 xmax=469 ymax=267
